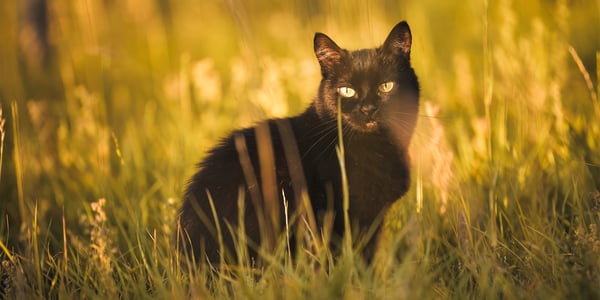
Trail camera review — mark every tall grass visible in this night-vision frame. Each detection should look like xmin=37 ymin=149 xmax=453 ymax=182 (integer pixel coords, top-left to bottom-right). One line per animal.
xmin=1 ymin=0 xmax=599 ymax=298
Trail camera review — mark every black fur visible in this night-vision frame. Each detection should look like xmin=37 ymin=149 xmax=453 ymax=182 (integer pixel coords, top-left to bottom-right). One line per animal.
xmin=179 ymin=21 xmax=420 ymax=264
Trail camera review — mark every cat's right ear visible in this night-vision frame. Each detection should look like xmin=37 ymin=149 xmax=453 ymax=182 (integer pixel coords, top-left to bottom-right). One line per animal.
xmin=314 ymin=33 xmax=343 ymax=75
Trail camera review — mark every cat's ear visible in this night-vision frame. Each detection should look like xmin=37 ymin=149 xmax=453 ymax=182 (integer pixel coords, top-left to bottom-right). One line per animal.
xmin=314 ymin=32 xmax=343 ymax=73
xmin=383 ymin=21 xmax=412 ymax=59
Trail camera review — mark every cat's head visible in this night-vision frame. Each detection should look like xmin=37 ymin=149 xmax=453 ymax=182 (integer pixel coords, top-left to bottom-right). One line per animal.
xmin=313 ymin=21 xmax=419 ymax=145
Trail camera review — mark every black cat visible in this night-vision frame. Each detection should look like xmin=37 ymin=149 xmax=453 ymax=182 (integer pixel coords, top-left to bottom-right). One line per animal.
xmin=179 ymin=21 xmax=419 ymax=264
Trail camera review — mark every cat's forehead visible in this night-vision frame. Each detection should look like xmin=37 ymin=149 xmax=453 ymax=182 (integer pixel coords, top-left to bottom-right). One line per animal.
xmin=339 ymin=48 xmax=394 ymax=82
xmin=348 ymin=49 xmax=379 ymax=70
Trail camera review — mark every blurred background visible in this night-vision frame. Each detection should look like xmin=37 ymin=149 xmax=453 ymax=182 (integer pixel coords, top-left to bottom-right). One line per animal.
xmin=0 ymin=0 xmax=598 ymax=258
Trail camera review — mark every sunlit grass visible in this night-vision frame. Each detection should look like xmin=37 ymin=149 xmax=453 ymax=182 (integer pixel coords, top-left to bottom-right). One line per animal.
xmin=1 ymin=0 xmax=599 ymax=298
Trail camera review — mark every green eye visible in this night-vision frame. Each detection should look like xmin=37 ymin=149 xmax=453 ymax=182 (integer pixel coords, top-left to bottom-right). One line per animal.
xmin=337 ymin=87 xmax=356 ymax=98
xmin=378 ymin=81 xmax=394 ymax=93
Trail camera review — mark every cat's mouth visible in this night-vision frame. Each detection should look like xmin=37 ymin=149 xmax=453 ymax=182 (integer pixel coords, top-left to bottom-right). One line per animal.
xmin=342 ymin=114 xmax=380 ymax=132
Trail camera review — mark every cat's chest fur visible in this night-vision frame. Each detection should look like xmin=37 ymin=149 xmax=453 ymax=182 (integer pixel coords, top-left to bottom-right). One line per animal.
xmin=343 ymin=133 xmax=410 ymax=217
xmin=288 ymin=106 xmax=410 ymax=233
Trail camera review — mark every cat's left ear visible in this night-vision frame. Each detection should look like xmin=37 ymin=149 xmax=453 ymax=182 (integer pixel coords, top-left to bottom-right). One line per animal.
xmin=383 ymin=21 xmax=412 ymax=59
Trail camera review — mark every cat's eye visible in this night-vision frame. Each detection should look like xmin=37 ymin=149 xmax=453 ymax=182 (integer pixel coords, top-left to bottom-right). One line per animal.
xmin=378 ymin=81 xmax=395 ymax=93
xmin=337 ymin=87 xmax=357 ymax=98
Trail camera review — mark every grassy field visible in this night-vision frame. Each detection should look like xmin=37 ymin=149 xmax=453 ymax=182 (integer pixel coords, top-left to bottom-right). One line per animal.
xmin=1 ymin=0 xmax=599 ymax=298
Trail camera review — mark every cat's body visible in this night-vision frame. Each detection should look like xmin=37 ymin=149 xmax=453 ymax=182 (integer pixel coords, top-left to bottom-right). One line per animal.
xmin=179 ymin=21 xmax=419 ymax=264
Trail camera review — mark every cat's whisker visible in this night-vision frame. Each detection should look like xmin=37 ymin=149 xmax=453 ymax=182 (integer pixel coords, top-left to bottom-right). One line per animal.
xmin=302 ymin=123 xmax=337 ymax=159
xmin=386 ymin=117 xmax=414 ymax=129
xmin=392 ymin=112 xmax=451 ymax=123
xmin=340 ymin=123 xmax=354 ymax=140
xmin=306 ymin=118 xmax=337 ymax=133
xmin=303 ymin=118 xmax=335 ymax=134
xmin=346 ymin=125 xmax=358 ymax=141
xmin=386 ymin=116 xmax=423 ymax=138
xmin=386 ymin=117 xmax=434 ymax=144
xmin=303 ymin=121 xmax=341 ymax=161
xmin=304 ymin=123 xmax=337 ymax=143
xmin=311 ymin=133 xmax=338 ymax=162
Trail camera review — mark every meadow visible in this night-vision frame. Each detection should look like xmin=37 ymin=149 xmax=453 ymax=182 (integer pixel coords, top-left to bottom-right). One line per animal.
xmin=1 ymin=0 xmax=599 ymax=298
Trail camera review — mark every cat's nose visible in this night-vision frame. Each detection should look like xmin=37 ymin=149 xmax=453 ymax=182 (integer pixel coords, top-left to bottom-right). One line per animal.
xmin=360 ymin=104 xmax=377 ymax=116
